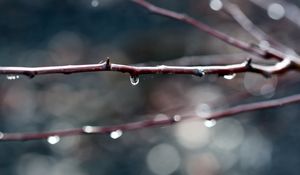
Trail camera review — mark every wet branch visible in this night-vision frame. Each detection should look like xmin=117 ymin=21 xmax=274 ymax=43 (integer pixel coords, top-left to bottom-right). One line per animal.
xmin=131 ymin=0 xmax=300 ymax=67
xmin=1 ymin=93 xmax=300 ymax=141
xmin=0 ymin=58 xmax=294 ymax=78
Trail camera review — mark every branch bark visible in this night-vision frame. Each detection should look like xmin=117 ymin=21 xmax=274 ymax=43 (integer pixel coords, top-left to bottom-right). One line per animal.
xmin=0 ymin=58 xmax=294 ymax=78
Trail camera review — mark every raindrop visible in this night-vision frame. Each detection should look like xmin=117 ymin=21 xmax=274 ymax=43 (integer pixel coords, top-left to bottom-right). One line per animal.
xmin=209 ymin=0 xmax=223 ymax=11
xmin=6 ymin=75 xmax=20 ymax=80
xmin=223 ymin=73 xmax=236 ymax=80
xmin=204 ymin=119 xmax=216 ymax=128
xmin=267 ymin=3 xmax=285 ymax=20
xmin=130 ymin=75 xmax=139 ymax=86
xmin=82 ymin=125 xmax=98 ymax=133
xmin=91 ymin=0 xmax=99 ymax=7
xmin=47 ymin=135 xmax=60 ymax=145
xmin=173 ymin=115 xmax=182 ymax=122
xmin=110 ymin=130 xmax=123 ymax=139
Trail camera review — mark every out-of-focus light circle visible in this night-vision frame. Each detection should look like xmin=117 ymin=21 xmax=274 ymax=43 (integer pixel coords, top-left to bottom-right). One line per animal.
xmin=186 ymin=153 xmax=220 ymax=175
xmin=196 ymin=103 xmax=212 ymax=118
xmin=211 ymin=118 xmax=244 ymax=151
xmin=146 ymin=143 xmax=181 ymax=175
xmin=209 ymin=0 xmax=223 ymax=11
xmin=91 ymin=0 xmax=99 ymax=7
xmin=243 ymin=73 xmax=277 ymax=97
xmin=240 ymin=128 xmax=272 ymax=169
xmin=267 ymin=3 xmax=285 ymax=20
xmin=175 ymin=120 xmax=211 ymax=149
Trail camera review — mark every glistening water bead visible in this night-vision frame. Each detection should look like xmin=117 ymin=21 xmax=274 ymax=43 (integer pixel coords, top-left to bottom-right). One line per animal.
xmin=130 ymin=75 xmax=139 ymax=86
xmin=204 ymin=119 xmax=216 ymax=128
xmin=223 ymin=73 xmax=236 ymax=80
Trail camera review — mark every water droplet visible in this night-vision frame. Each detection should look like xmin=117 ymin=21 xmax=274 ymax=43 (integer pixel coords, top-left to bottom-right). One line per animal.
xmin=223 ymin=73 xmax=236 ymax=80
xmin=47 ymin=135 xmax=60 ymax=145
xmin=110 ymin=130 xmax=123 ymax=139
xmin=267 ymin=3 xmax=285 ymax=20
xmin=204 ymin=119 xmax=216 ymax=128
xmin=82 ymin=125 xmax=98 ymax=133
xmin=173 ymin=115 xmax=182 ymax=122
xmin=130 ymin=75 xmax=139 ymax=86
xmin=6 ymin=75 xmax=20 ymax=80
xmin=209 ymin=0 xmax=223 ymax=11
xmin=91 ymin=0 xmax=99 ymax=7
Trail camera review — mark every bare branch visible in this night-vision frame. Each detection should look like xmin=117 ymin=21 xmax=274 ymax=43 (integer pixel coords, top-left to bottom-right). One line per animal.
xmin=1 ymin=93 xmax=300 ymax=141
xmin=0 ymin=58 xmax=294 ymax=78
xmin=223 ymin=2 xmax=294 ymax=53
xmin=131 ymin=0 xmax=300 ymax=67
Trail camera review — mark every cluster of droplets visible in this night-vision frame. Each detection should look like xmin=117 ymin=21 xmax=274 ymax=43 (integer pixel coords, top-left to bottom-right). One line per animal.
xmin=6 ymin=75 xmax=20 ymax=80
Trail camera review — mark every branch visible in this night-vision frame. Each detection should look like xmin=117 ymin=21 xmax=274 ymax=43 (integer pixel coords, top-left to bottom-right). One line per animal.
xmin=1 ymin=93 xmax=300 ymax=141
xmin=0 ymin=58 xmax=294 ymax=78
xmin=223 ymin=2 xmax=294 ymax=53
xmin=131 ymin=0 xmax=300 ymax=67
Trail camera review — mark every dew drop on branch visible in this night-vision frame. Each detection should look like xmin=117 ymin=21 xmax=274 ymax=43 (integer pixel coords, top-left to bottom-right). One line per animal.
xmin=173 ymin=115 xmax=182 ymax=122
xmin=6 ymin=75 xmax=20 ymax=80
xmin=110 ymin=130 xmax=123 ymax=139
xmin=130 ymin=75 xmax=139 ymax=86
xmin=223 ymin=73 xmax=236 ymax=80
xmin=204 ymin=119 xmax=216 ymax=128
xmin=47 ymin=135 xmax=60 ymax=145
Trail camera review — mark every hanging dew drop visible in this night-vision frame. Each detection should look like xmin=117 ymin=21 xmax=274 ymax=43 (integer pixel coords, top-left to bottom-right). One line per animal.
xmin=47 ymin=135 xmax=60 ymax=145
xmin=223 ymin=73 xmax=236 ymax=80
xmin=130 ymin=75 xmax=139 ymax=86
xmin=6 ymin=75 xmax=20 ymax=80
xmin=204 ymin=119 xmax=216 ymax=128
xmin=110 ymin=130 xmax=123 ymax=139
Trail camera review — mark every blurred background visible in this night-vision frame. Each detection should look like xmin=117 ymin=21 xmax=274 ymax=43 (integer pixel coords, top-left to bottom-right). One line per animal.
xmin=0 ymin=0 xmax=300 ymax=174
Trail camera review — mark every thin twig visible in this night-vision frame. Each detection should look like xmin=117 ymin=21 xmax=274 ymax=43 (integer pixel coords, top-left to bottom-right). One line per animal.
xmin=223 ymin=2 xmax=293 ymax=53
xmin=1 ymin=93 xmax=300 ymax=141
xmin=131 ymin=0 xmax=300 ymax=67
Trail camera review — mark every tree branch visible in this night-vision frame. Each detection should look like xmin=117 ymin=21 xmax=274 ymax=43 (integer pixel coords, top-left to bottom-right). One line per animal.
xmin=0 ymin=58 xmax=294 ymax=78
xmin=1 ymin=93 xmax=300 ymax=141
xmin=131 ymin=0 xmax=300 ymax=67
xmin=223 ymin=2 xmax=294 ymax=53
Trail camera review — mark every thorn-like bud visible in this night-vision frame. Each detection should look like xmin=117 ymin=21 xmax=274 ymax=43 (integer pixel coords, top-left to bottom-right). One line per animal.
xmin=105 ymin=58 xmax=111 ymax=70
